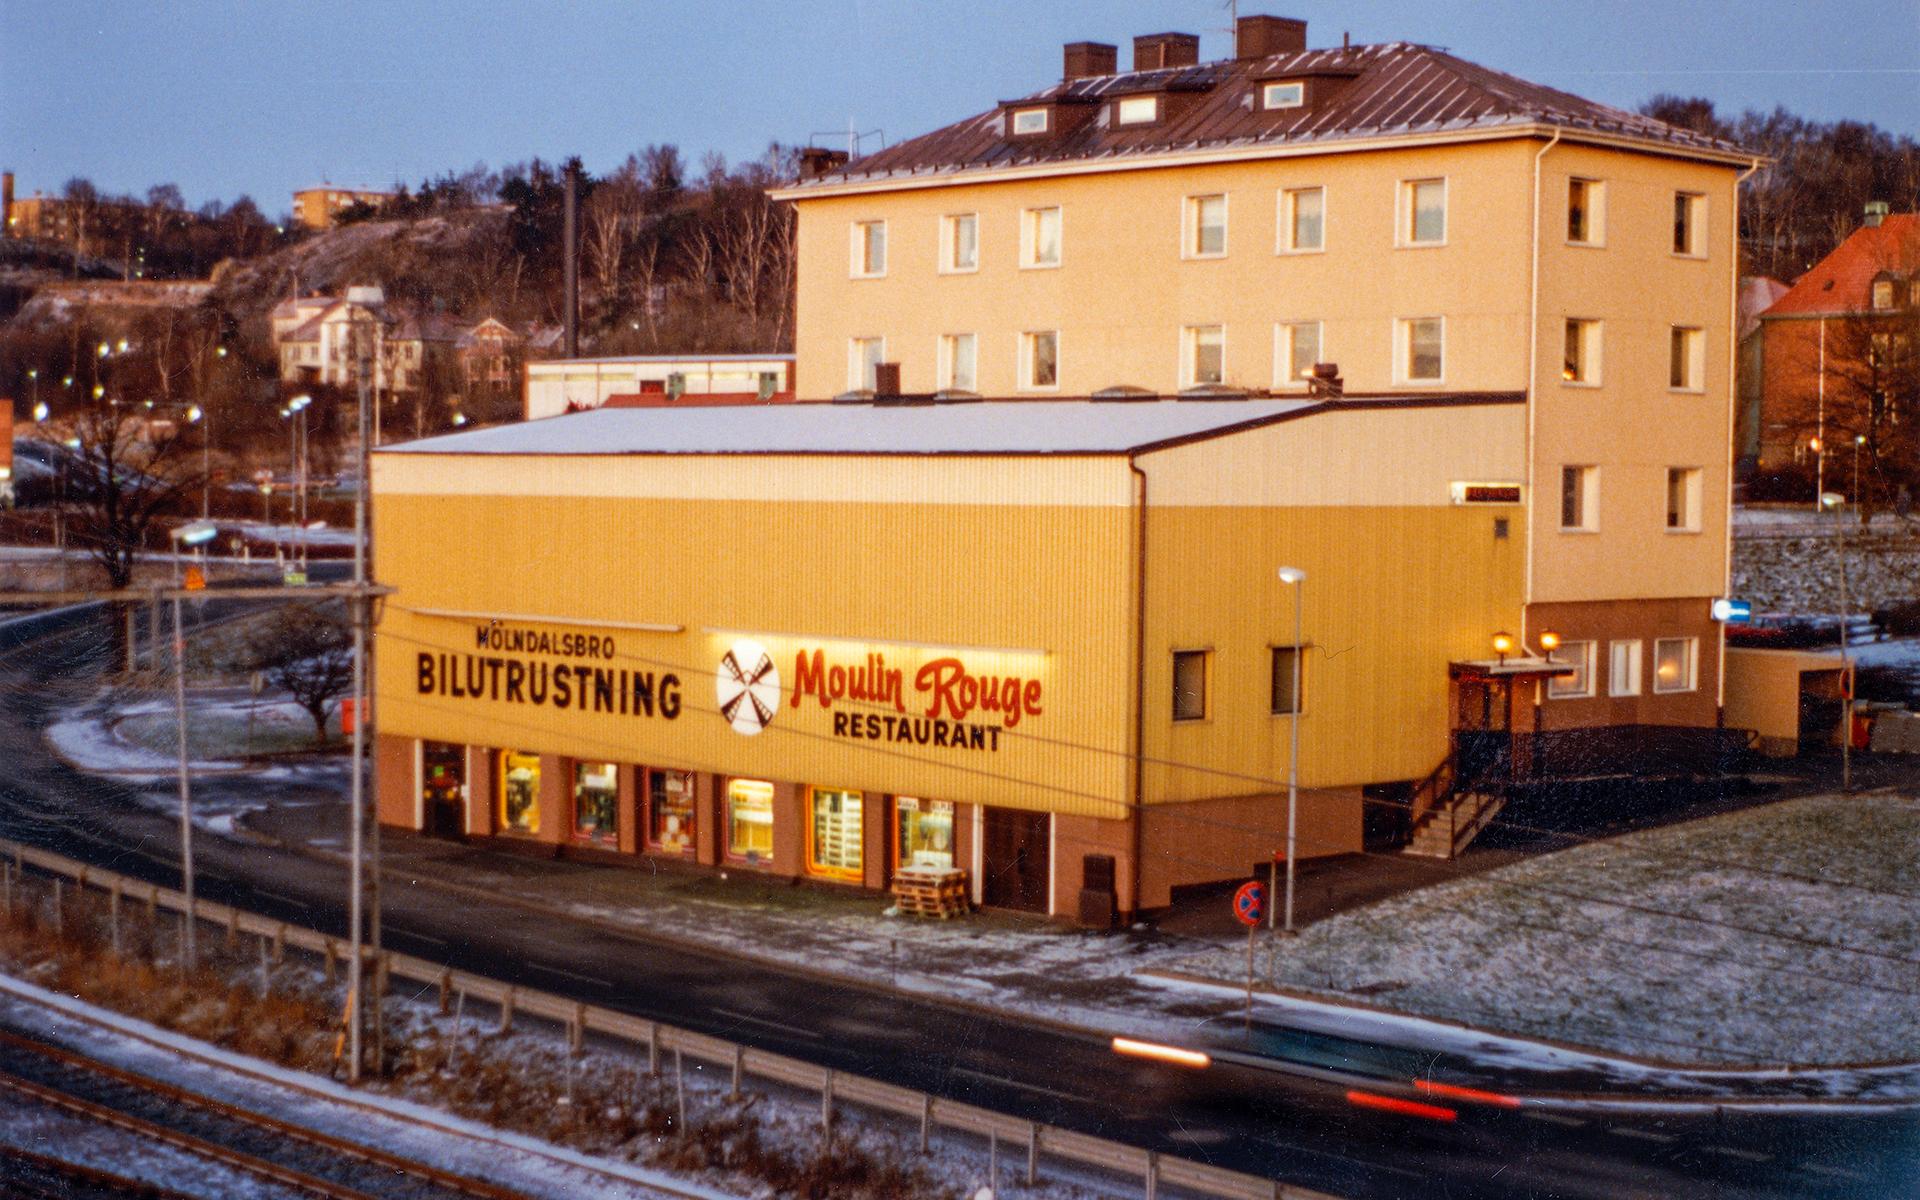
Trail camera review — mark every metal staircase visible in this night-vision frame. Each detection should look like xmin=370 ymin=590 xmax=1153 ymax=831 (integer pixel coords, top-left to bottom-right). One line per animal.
xmin=1402 ymin=751 xmax=1506 ymax=860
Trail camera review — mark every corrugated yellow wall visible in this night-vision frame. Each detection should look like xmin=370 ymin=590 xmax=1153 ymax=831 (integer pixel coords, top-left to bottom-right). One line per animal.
xmin=373 ymin=454 xmax=1139 ymax=819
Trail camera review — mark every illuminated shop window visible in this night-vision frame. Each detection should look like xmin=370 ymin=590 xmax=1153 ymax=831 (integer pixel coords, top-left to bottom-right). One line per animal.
xmin=895 ymin=797 xmax=955 ymax=871
xmin=808 ymin=787 xmax=864 ymax=881
xmin=498 ymin=749 xmax=541 ymax=834
xmin=572 ymin=761 xmax=618 ymax=843
xmin=649 ymin=769 xmax=696 ymax=855
xmin=726 ymin=778 xmax=774 ymax=861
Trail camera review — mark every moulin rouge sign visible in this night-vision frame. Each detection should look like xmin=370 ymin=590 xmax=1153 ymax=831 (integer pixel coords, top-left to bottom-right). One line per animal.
xmin=719 ymin=639 xmax=1043 ymax=752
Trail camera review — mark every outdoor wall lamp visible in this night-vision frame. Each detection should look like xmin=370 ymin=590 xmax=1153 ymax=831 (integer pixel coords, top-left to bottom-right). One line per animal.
xmin=1492 ymin=631 xmax=1515 ymax=662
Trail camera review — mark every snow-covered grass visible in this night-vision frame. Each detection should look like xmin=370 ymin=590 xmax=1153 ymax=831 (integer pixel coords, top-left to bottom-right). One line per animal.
xmin=0 ymin=873 xmax=1129 ymax=1200
xmin=1167 ymin=791 xmax=1920 ymax=1068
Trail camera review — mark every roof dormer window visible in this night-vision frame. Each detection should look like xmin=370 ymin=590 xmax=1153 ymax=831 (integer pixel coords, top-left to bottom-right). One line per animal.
xmin=1262 ymin=81 xmax=1304 ymax=110
xmin=1011 ymin=108 xmax=1050 ymax=136
xmin=1116 ymin=95 xmax=1159 ymax=126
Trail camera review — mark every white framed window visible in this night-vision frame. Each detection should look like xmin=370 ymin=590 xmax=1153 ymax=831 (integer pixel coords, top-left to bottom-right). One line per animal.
xmin=1567 ymin=177 xmax=1605 ymax=245
xmin=1608 ymin=640 xmax=1643 ymax=697
xmin=1185 ymin=194 xmax=1227 ymax=258
xmin=1020 ymin=330 xmax=1059 ymax=391
xmin=1274 ymin=321 xmax=1321 ymax=388
xmin=850 ymin=220 xmax=886 ymax=278
xmin=1262 ymin=81 xmax=1304 ymax=110
xmin=1666 ymin=466 xmax=1702 ymax=532
xmin=1021 ymin=206 xmax=1062 ymax=268
xmin=1279 ymin=186 xmax=1324 ymax=252
xmin=1673 ymin=192 xmax=1705 ymax=257
xmin=940 ymin=213 xmax=979 ymax=273
xmin=1182 ymin=324 xmax=1225 ymax=387
xmin=1560 ymin=464 xmax=1598 ymax=531
xmin=1547 ymin=640 xmax=1596 ymax=699
xmin=1398 ymin=316 xmax=1444 ymax=383
xmin=939 ymin=333 xmax=977 ymax=393
xmin=848 ymin=336 xmax=884 ymax=392
xmin=1563 ymin=318 xmax=1601 ymax=385
xmin=1670 ymin=326 xmax=1704 ymax=391
xmin=1653 ymin=637 xmax=1698 ymax=694
xmin=1401 ymin=178 xmax=1446 ymax=246
xmin=1012 ymin=107 xmax=1049 ymax=135
xmin=1172 ymin=650 xmax=1210 ymax=721
xmin=1116 ymin=95 xmax=1158 ymax=125
xmin=1870 ymin=279 xmax=1896 ymax=310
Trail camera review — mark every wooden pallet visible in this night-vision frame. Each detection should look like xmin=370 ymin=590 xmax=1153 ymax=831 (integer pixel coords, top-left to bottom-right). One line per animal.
xmin=892 ymin=869 xmax=971 ymax=919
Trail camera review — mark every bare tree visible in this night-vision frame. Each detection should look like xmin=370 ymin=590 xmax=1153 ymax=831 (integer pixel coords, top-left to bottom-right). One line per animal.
xmin=246 ymin=604 xmax=353 ymax=743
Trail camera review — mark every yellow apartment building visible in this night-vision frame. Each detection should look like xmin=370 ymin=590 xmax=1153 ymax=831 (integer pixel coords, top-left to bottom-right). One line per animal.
xmin=369 ymin=14 xmax=1758 ymax=920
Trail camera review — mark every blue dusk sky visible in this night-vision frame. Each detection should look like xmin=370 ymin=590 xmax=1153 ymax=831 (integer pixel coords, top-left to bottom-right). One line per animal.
xmin=3 ymin=0 xmax=1916 ymax=216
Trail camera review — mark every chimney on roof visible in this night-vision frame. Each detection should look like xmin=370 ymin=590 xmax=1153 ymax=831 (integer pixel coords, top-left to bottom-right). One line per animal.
xmin=1063 ymin=40 xmax=1117 ymax=79
xmin=1133 ymin=32 xmax=1200 ymax=71
xmin=1865 ymin=200 xmax=1890 ymax=228
xmin=799 ymin=146 xmax=850 ymax=179
xmin=1235 ymin=15 xmax=1306 ymax=60
xmin=874 ymin=362 xmax=901 ymax=397
xmin=1 ymin=172 xmax=12 ymax=236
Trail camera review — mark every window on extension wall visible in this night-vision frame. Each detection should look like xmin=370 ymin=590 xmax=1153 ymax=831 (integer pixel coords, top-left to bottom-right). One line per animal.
xmin=1172 ymin=650 xmax=1209 ymax=721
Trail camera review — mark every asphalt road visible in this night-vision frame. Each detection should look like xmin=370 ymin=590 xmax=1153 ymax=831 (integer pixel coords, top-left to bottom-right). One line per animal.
xmin=2 ymin=598 xmax=1915 ymax=1199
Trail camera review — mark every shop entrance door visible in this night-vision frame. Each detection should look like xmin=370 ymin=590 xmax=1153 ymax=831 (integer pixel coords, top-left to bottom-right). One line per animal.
xmin=1452 ymin=676 xmax=1512 ymax=789
xmin=982 ymin=807 xmax=1049 ymax=912
xmin=421 ymin=742 xmax=465 ymax=840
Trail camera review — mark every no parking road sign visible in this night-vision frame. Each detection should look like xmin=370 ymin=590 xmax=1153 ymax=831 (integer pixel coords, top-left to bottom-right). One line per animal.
xmin=1232 ymin=880 xmax=1266 ymax=927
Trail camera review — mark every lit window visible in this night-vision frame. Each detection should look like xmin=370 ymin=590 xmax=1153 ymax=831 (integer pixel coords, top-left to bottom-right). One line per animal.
xmin=1012 ymin=108 xmax=1049 ymax=135
xmin=849 ymin=336 xmax=885 ymax=392
xmin=851 ymin=220 xmax=886 ymax=277
xmin=1673 ymin=192 xmax=1704 ymax=256
xmin=1184 ymin=324 xmax=1225 ymax=386
xmin=647 ymin=769 xmax=695 ymax=854
xmin=1275 ymin=321 xmax=1321 ymax=387
xmin=1187 ymin=194 xmax=1227 ymax=257
xmin=1548 ymin=641 xmax=1596 ymax=699
xmin=1172 ymin=650 xmax=1209 ymax=721
xmin=1563 ymin=318 xmax=1600 ymax=384
xmin=1022 ymin=330 xmax=1059 ymax=390
xmin=807 ymin=787 xmax=863 ymax=881
xmin=1400 ymin=317 xmax=1443 ymax=383
xmin=1022 ymin=206 xmax=1062 ymax=268
xmin=1872 ymin=279 xmax=1896 ymax=310
xmin=1404 ymin=178 xmax=1446 ymax=245
xmin=943 ymin=213 xmax=978 ymax=272
xmin=941 ymin=332 xmax=977 ymax=392
xmin=572 ymin=761 xmax=618 ymax=844
xmin=1567 ymin=178 xmax=1604 ymax=244
xmin=1670 ymin=326 xmax=1703 ymax=390
xmin=1666 ymin=466 xmax=1702 ymax=531
xmin=1116 ymin=95 xmax=1158 ymax=125
xmin=1281 ymin=187 xmax=1323 ymax=252
xmin=1608 ymin=641 xmax=1643 ymax=697
xmin=1653 ymin=637 xmax=1697 ymax=694
xmin=498 ymin=749 xmax=540 ymax=834
xmin=1270 ymin=646 xmax=1304 ymax=715
xmin=1263 ymin=81 xmax=1304 ymax=109
xmin=726 ymin=778 xmax=774 ymax=861
xmin=895 ymin=797 xmax=955 ymax=871
xmin=1561 ymin=464 xmax=1597 ymax=531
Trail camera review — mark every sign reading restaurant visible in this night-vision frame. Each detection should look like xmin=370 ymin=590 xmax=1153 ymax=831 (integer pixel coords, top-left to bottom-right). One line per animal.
xmin=413 ymin=622 xmax=683 ymax=720
xmin=718 ymin=636 xmax=1045 ymax=752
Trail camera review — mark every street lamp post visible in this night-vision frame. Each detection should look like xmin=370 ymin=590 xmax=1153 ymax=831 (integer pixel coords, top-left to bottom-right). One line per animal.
xmin=166 ymin=520 xmax=217 ymax=973
xmin=286 ymin=394 xmax=312 ymax=574
xmin=1853 ymin=434 xmax=1866 ymax=521
xmin=1275 ymin=566 xmax=1306 ymax=935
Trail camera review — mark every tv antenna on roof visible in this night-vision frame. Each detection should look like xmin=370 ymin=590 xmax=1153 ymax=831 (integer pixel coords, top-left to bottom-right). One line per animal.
xmin=809 ymin=119 xmax=885 ymax=158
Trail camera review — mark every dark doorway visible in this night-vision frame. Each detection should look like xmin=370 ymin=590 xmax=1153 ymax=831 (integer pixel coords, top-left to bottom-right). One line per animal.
xmin=421 ymin=742 xmax=466 ymax=840
xmin=1453 ymin=676 xmax=1512 ymax=787
xmin=982 ymin=807 xmax=1050 ymax=912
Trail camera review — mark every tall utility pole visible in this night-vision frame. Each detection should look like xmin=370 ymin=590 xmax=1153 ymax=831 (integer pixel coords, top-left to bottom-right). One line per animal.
xmin=347 ymin=314 xmax=372 ymax=1082
xmin=562 ymin=160 xmax=581 ymax=358
xmin=171 ymin=583 xmax=195 ymax=972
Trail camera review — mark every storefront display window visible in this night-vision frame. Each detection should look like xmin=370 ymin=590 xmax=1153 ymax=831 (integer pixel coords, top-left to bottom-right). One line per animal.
xmin=572 ymin=761 xmax=618 ymax=843
xmin=895 ymin=797 xmax=955 ymax=871
xmin=498 ymin=749 xmax=541 ymax=834
xmin=648 ymin=769 xmax=696 ymax=855
xmin=421 ymin=742 xmax=465 ymax=838
xmin=726 ymin=779 xmax=774 ymax=862
xmin=808 ymin=787 xmax=863 ymax=881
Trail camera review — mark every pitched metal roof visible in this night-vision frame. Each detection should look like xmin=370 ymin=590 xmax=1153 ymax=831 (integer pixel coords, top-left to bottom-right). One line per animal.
xmin=376 ymin=392 xmax=1521 ymax=458
xmin=789 ymin=41 xmax=1750 ymax=190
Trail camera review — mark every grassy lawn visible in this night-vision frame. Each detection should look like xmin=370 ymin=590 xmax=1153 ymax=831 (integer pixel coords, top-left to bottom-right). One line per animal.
xmin=1173 ymin=791 xmax=1920 ymax=1067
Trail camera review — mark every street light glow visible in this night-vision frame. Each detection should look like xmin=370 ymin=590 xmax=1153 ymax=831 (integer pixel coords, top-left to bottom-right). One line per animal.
xmin=186 ymin=405 xmax=203 ymax=422
xmin=32 ymin=402 xmax=49 ymax=421
xmin=1277 ymin=566 xmax=1306 ymax=585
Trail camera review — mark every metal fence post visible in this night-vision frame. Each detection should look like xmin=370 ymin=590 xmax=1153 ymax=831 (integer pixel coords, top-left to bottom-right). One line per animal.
xmin=52 ymin=878 xmax=63 ymax=935
xmin=920 ymin=1094 xmax=931 ymax=1153
xmin=648 ymin=1022 xmax=660 ymax=1075
xmin=675 ymin=1047 xmax=687 ymax=1137
xmin=1027 ymin=1122 xmax=1039 ymax=1186
xmin=1145 ymin=1149 xmax=1159 ymax=1200
xmin=730 ymin=1044 xmax=743 ymax=1100
xmin=822 ymin=1070 xmax=835 ymax=1145
xmin=497 ymin=987 xmax=514 ymax=1035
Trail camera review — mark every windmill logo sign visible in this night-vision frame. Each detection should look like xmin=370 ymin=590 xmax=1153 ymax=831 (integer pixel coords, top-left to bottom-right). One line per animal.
xmin=717 ymin=640 xmax=781 ymax=736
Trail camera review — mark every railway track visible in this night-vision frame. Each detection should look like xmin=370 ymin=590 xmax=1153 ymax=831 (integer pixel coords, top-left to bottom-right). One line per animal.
xmin=0 ymin=1027 xmax=533 ymax=1200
